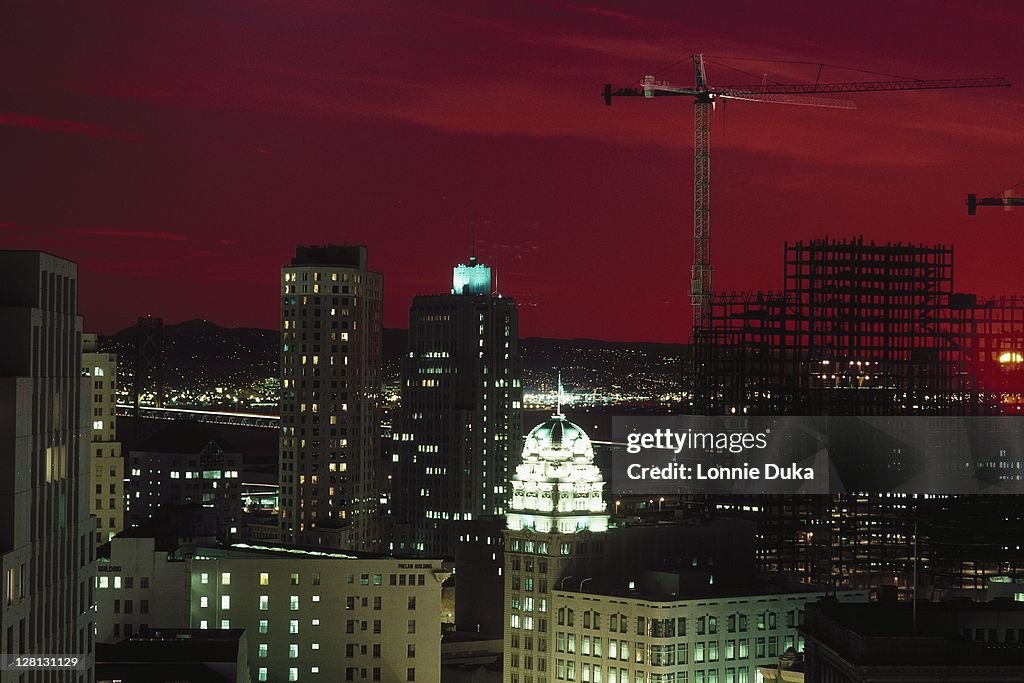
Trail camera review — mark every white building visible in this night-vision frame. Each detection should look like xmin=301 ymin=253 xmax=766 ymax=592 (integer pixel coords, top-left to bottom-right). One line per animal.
xmin=550 ymin=587 xmax=866 ymax=683
xmin=83 ymin=333 xmax=124 ymax=544
xmin=96 ymin=536 xmax=448 ymax=683
xmin=504 ymin=414 xmax=612 ymax=683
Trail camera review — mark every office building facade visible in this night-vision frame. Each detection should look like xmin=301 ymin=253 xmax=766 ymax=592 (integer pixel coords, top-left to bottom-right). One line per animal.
xmin=279 ymin=245 xmax=383 ymax=551
xmin=96 ymin=537 xmax=447 ymax=683
xmin=550 ymin=588 xmax=866 ymax=683
xmin=393 ymin=254 xmax=522 ymax=556
xmin=83 ymin=333 xmax=124 ymax=544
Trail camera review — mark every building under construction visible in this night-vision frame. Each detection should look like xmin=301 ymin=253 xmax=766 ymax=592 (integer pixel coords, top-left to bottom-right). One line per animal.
xmin=689 ymin=237 xmax=1024 ymax=597
xmin=694 ymin=236 xmax=1023 ymax=415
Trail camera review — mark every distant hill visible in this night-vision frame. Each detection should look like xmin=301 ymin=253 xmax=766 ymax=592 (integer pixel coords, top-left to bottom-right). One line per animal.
xmin=102 ymin=319 xmax=277 ymax=387
xmin=101 ymin=320 xmax=686 ymax=391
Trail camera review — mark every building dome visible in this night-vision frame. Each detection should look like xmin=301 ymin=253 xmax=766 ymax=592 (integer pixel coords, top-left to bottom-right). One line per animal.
xmin=507 ymin=415 xmax=608 ymax=534
xmin=522 ymin=416 xmax=594 ymax=464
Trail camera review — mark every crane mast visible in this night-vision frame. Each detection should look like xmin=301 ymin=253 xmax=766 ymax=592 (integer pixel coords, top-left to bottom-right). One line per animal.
xmin=693 ymin=94 xmax=713 ymax=330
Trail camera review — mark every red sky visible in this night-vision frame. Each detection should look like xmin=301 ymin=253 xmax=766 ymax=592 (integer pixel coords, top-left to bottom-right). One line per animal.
xmin=2 ymin=1 xmax=1023 ymax=342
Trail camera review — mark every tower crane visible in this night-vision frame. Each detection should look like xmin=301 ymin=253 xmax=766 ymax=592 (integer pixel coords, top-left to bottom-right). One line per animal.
xmin=603 ymin=54 xmax=1011 ymax=335
xmin=967 ymin=191 xmax=1024 ymax=214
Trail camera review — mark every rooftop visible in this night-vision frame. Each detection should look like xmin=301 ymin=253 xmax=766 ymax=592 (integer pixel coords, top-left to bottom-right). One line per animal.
xmin=803 ymin=600 xmax=1024 ymax=667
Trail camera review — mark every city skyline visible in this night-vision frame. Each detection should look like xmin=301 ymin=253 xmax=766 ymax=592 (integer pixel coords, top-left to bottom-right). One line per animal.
xmin=3 ymin=1 xmax=1023 ymax=342
xmin=3 ymin=3 xmax=1024 ymax=681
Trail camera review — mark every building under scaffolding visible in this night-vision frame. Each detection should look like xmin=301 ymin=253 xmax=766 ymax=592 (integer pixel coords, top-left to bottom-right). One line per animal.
xmin=689 ymin=237 xmax=1024 ymax=597
xmin=695 ymin=237 xmax=1023 ymax=415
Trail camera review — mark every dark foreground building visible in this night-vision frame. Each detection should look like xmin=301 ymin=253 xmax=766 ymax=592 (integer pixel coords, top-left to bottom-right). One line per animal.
xmin=0 ymin=251 xmax=97 ymax=682
xmin=392 ymin=254 xmax=522 ymax=557
xmin=96 ymin=629 xmax=249 ymax=683
xmin=127 ymin=421 xmax=242 ymax=542
xmin=802 ymin=600 xmax=1024 ymax=682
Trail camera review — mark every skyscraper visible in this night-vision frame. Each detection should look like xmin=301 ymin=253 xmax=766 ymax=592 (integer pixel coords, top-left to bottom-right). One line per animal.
xmin=502 ymin=414 xmax=610 ymax=682
xmin=0 ymin=251 xmax=96 ymax=681
xmin=83 ymin=333 xmax=123 ymax=545
xmin=279 ymin=245 xmax=383 ymax=551
xmin=392 ymin=254 xmax=522 ymax=556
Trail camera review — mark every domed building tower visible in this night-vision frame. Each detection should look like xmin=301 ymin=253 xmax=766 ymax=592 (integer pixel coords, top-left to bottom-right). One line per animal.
xmin=507 ymin=414 xmax=609 ymax=534
xmin=503 ymin=408 xmax=610 ymax=682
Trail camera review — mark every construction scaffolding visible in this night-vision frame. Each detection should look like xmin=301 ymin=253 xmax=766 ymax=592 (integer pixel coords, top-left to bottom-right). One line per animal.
xmin=689 ymin=237 xmax=1024 ymax=596
xmin=693 ymin=237 xmax=1024 ymax=415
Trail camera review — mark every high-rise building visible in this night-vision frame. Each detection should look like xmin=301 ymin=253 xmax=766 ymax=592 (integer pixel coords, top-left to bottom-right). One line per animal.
xmin=83 ymin=333 xmax=124 ymax=545
xmin=279 ymin=245 xmax=383 ymax=550
xmin=0 ymin=251 xmax=96 ymax=681
xmin=502 ymin=413 xmax=611 ymax=682
xmin=392 ymin=253 xmax=522 ymax=556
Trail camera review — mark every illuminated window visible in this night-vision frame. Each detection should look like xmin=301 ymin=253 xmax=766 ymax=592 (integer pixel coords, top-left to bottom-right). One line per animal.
xmin=260 ymin=573 xmax=269 ymax=586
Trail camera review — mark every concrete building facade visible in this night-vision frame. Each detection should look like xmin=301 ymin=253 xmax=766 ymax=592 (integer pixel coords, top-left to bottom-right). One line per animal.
xmin=549 ymin=588 xmax=865 ymax=683
xmin=0 ymin=251 xmax=96 ymax=682
xmin=280 ymin=245 xmax=383 ymax=551
xmin=83 ymin=333 xmax=123 ymax=545
xmin=96 ymin=537 xmax=447 ymax=683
